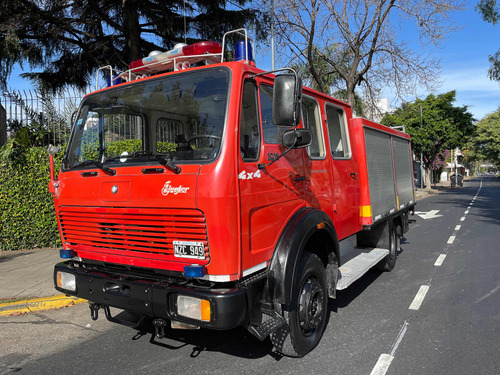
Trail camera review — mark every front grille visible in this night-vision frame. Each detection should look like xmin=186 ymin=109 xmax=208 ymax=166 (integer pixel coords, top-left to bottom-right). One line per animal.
xmin=58 ymin=206 xmax=209 ymax=264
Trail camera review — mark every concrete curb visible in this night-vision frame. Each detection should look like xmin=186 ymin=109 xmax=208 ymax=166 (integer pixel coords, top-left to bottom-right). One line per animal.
xmin=0 ymin=295 xmax=86 ymax=317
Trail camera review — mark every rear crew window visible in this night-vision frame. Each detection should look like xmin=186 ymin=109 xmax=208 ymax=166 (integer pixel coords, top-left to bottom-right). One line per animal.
xmin=302 ymin=97 xmax=325 ymax=159
xmin=326 ymin=105 xmax=350 ymax=158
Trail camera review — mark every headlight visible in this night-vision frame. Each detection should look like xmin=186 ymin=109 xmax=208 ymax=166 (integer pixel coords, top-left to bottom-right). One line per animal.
xmin=176 ymin=295 xmax=211 ymax=322
xmin=56 ymin=271 xmax=76 ymax=292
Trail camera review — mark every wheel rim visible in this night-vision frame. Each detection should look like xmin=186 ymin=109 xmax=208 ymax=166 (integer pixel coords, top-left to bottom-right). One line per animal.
xmin=297 ymin=276 xmax=325 ymax=336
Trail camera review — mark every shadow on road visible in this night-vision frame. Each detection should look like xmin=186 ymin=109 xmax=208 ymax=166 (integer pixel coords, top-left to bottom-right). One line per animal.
xmin=125 ymin=314 xmax=281 ymax=360
xmin=119 ymin=265 xmax=388 ymax=361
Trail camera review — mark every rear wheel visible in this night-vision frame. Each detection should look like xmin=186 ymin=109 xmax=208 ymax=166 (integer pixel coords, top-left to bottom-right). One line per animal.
xmin=375 ymin=223 xmax=400 ymax=272
xmin=270 ymin=252 xmax=328 ymax=357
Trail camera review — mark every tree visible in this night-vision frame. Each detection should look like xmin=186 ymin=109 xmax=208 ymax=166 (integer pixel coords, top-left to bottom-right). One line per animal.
xmin=467 ymin=109 xmax=500 ymax=167
xmin=476 ymin=0 xmax=500 ymax=81
xmin=382 ymin=91 xmax=475 ymax=186
xmin=0 ymin=0 xmax=267 ymax=91
xmin=291 ymin=45 xmax=366 ymax=116
xmin=267 ymin=0 xmax=464 ymax=110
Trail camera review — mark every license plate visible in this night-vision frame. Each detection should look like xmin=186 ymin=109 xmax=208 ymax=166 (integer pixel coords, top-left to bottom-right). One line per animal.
xmin=173 ymin=241 xmax=205 ymax=259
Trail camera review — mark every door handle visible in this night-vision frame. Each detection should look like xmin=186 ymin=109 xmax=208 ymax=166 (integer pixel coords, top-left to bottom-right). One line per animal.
xmin=349 ymin=172 xmax=357 ymax=179
xmin=294 ymin=176 xmax=306 ymax=182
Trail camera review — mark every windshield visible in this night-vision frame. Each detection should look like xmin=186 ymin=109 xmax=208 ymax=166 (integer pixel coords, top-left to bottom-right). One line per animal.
xmin=65 ymin=69 xmax=229 ymax=170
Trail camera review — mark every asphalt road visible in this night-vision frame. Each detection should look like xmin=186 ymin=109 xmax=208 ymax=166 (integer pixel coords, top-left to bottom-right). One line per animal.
xmin=1 ymin=176 xmax=499 ymax=374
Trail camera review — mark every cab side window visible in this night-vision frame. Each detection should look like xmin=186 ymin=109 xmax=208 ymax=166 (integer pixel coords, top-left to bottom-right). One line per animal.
xmin=302 ymin=97 xmax=325 ymax=159
xmin=326 ymin=105 xmax=350 ymax=158
xmin=260 ymin=85 xmax=286 ymax=144
xmin=240 ymin=81 xmax=260 ymax=160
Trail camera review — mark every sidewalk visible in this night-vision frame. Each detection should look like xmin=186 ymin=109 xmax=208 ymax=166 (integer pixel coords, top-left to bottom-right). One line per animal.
xmin=0 ymin=181 xmax=454 ymax=316
xmin=0 ymin=248 xmax=84 ymax=316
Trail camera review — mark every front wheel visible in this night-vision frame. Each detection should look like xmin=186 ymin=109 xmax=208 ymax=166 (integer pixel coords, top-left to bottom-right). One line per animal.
xmin=270 ymin=252 xmax=328 ymax=357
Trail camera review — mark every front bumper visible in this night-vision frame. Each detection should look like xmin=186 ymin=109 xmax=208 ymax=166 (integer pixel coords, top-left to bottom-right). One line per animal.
xmin=54 ymin=261 xmax=247 ymax=330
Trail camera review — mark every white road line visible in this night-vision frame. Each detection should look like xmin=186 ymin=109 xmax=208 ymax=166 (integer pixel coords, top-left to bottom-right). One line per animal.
xmin=460 ymin=216 xmax=466 ymax=222
xmin=370 ymin=321 xmax=409 ymax=375
xmin=434 ymin=254 xmax=447 ymax=266
xmin=447 ymin=236 xmax=455 ymax=244
xmin=455 ymin=225 xmax=461 ymax=231
xmin=370 ymin=354 xmax=394 ymax=375
xmin=465 ymin=210 xmax=469 ymax=215
xmin=389 ymin=321 xmax=409 ymax=356
xmin=409 ymin=285 xmax=430 ymax=310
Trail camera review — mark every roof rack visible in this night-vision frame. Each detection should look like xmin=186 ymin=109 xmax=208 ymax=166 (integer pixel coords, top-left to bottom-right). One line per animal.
xmin=95 ymin=28 xmax=255 ymax=91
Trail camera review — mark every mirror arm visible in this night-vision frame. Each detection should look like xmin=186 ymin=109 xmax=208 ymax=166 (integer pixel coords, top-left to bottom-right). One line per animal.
xmin=258 ymin=135 xmax=298 ymax=170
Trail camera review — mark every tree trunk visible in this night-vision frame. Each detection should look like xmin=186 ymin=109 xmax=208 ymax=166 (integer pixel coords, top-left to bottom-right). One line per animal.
xmin=346 ymin=82 xmax=355 ymax=108
xmin=424 ymin=167 xmax=432 ymax=190
xmin=122 ymin=0 xmax=142 ymax=61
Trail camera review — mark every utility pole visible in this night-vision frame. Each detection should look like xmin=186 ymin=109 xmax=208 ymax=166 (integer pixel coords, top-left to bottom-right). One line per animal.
xmin=271 ymin=0 xmax=275 ymax=70
xmin=420 ymin=105 xmax=424 ymax=189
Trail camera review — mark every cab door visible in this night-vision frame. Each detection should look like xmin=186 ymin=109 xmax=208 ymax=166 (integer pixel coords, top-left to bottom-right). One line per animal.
xmin=324 ymin=104 xmax=361 ymax=240
xmin=238 ymin=78 xmax=306 ymax=275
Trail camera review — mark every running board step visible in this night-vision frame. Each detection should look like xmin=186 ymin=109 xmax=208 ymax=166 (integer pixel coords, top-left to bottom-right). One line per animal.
xmin=336 ymin=248 xmax=389 ymax=290
xmin=248 ymin=310 xmax=287 ymax=341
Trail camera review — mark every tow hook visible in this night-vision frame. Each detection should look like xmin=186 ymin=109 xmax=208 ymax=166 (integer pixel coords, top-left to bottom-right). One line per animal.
xmin=153 ymin=318 xmax=168 ymax=339
xmin=89 ymin=303 xmax=101 ymax=321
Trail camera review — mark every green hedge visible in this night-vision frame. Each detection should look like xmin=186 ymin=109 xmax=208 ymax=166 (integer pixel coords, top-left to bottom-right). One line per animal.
xmin=0 ymin=147 xmax=64 ymax=250
xmin=0 ymin=142 xmax=177 ymax=250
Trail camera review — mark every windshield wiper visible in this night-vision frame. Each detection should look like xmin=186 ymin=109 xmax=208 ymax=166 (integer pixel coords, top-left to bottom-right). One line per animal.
xmin=128 ymin=151 xmax=181 ymax=174
xmin=75 ymin=160 xmax=116 ymax=176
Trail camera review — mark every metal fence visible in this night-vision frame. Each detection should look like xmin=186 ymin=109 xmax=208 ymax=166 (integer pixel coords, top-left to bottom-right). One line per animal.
xmin=0 ymin=87 xmax=88 ymax=146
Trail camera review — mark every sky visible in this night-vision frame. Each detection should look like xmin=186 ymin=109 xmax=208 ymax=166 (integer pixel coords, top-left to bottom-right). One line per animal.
xmin=252 ymin=2 xmax=500 ymax=121
xmin=423 ymin=3 xmax=500 ymax=120
xmin=6 ymin=1 xmax=500 ymax=121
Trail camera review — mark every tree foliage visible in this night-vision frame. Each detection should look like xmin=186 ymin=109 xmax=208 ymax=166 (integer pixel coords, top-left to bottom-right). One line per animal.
xmin=476 ymin=0 xmax=500 ymax=81
xmin=382 ymin=91 xmax=475 ymax=174
xmin=291 ymin=45 xmax=365 ymax=116
xmin=268 ymin=0 xmax=464 ymax=110
xmin=0 ymin=0 xmax=267 ymax=90
xmin=467 ymin=109 xmax=500 ymax=166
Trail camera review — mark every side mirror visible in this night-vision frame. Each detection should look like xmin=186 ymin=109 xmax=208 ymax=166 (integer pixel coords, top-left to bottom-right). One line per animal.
xmin=273 ymin=74 xmax=302 ymax=127
xmin=47 ymin=144 xmax=61 ymax=186
xmin=47 ymin=144 xmax=61 ymax=156
xmin=282 ymin=129 xmax=312 ymax=149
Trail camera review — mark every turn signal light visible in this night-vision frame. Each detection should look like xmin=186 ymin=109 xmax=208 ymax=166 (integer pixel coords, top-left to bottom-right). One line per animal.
xmin=177 ymin=295 xmax=211 ymax=322
xmin=56 ymin=271 xmax=76 ymax=292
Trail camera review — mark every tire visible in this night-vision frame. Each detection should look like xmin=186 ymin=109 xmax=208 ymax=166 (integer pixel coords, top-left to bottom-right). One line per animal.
xmin=375 ymin=224 xmax=399 ymax=272
xmin=270 ymin=252 xmax=328 ymax=357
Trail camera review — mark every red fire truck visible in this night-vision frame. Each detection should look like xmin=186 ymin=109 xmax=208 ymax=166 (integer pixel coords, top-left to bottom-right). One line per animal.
xmin=51 ymin=29 xmax=416 ymax=357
